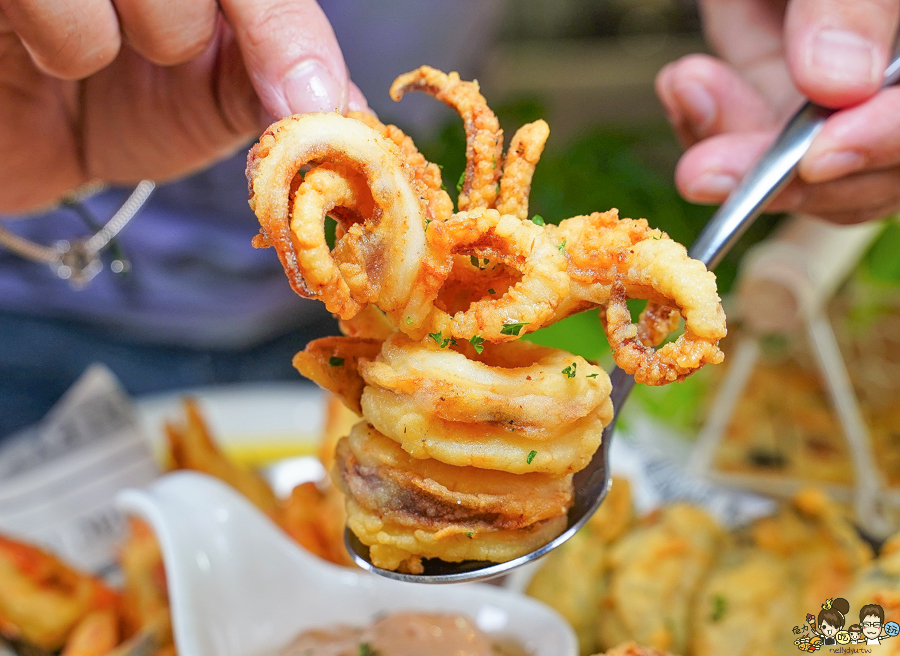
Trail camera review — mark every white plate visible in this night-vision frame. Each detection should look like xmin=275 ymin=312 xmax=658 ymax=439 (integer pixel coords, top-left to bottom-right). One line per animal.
xmin=136 ymin=382 xmax=326 ymax=466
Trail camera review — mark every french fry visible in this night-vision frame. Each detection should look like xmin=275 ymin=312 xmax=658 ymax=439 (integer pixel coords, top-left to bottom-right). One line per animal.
xmin=166 ymin=399 xmax=280 ymax=520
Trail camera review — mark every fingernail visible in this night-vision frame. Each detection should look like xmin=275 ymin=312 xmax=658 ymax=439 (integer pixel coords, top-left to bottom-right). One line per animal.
xmin=281 ymin=60 xmax=344 ymax=115
xmin=347 ymin=83 xmax=370 ymax=114
xmin=809 ymin=29 xmax=878 ymax=86
xmin=674 ymin=80 xmax=716 ymax=134
xmin=686 ymin=173 xmax=737 ymax=199
xmin=804 ymin=149 xmax=866 ymax=182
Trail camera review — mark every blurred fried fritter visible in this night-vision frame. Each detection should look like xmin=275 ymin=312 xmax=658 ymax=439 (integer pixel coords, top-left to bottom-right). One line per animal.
xmin=0 ymin=535 xmax=118 ymax=650
xmin=596 ymin=504 xmax=725 ymax=655
xmin=590 ymin=642 xmax=675 ymax=656
xmin=690 ymin=549 xmax=797 ymax=656
xmin=526 ymin=478 xmax=634 ymax=655
xmin=750 ymin=487 xmax=872 ymax=612
xmin=166 ymin=398 xmax=280 ymax=520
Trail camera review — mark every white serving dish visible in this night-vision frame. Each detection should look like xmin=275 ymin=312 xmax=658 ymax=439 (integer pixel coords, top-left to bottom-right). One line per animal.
xmin=118 ymin=471 xmax=577 ymax=656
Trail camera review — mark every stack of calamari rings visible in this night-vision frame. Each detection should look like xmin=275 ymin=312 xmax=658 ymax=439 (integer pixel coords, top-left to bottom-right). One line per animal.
xmin=247 ymin=66 xmax=727 ymax=572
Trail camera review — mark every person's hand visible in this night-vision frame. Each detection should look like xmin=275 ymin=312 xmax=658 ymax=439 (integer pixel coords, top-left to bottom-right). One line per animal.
xmin=0 ymin=0 xmax=367 ymax=213
xmin=656 ymin=0 xmax=900 ymax=224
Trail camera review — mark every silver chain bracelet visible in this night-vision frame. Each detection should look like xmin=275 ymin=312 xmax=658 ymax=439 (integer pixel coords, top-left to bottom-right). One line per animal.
xmin=0 ymin=180 xmax=155 ymax=289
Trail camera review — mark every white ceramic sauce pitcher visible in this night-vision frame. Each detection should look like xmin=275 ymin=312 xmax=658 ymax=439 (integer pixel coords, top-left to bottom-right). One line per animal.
xmin=117 ymin=471 xmax=576 ymax=656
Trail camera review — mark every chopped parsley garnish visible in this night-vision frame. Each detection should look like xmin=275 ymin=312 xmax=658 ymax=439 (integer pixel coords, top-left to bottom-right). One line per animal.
xmin=495 ymin=183 xmax=500 ymax=194
xmin=466 ymin=531 xmax=474 ymax=538
xmin=711 ymin=595 xmax=727 ymax=622
xmin=424 ymin=217 xmax=432 ymax=230
xmin=440 ymin=337 xmax=458 ymax=349
xmin=428 ymin=332 xmax=442 ymax=344
xmin=586 ymin=372 xmax=599 ymax=378
xmin=561 ymin=362 xmax=577 ymax=378
xmin=488 ymin=288 xmax=496 ymax=295
xmin=526 ymin=450 xmax=537 ymax=464
xmin=500 ymin=321 xmax=529 ymax=336
xmin=328 ymin=357 xmax=345 ymax=367
xmin=531 ymin=214 xmax=545 ymax=226
xmin=406 ymin=316 xmax=412 ymax=325
xmin=469 ymin=334 xmax=485 ymax=354
xmin=456 ymin=171 xmax=465 ymax=193
xmin=557 ymin=239 xmax=567 ymax=253
xmin=469 ymin=255 xmax=489 ymax=269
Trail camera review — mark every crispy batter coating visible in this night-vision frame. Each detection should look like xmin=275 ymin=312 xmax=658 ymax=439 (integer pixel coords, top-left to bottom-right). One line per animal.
xmin=247 ymin=112 xmax=432 ymax=322
xmin=496 ymin=120 xmax=550 ymax=220
xmin=346 ymin=498 xmax=567 ymax=574
xmin=596 ymin=505 xmax=725 ymax=655
xmin=292 ymin=336 xmax=384 ymax=415
xmin=289 ymin=163 xmax=377 ymax=316
xmin=358 ymin=334 xmax=612 ymax=474
xmin=390 ymin=66 xmax=503 ymax=212
xmin=690 ymin=549 xmax=797 ymax=656
xmin=346 ymin=110 xmax=453 ymax=223
xmin=337 ymin=422 xmax=573 ymax=532
xmin=422 ymin=208 xmax=570 ymax=342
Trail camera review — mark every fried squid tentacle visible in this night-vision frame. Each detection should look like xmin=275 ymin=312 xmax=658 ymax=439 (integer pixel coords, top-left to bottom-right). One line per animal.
xmin=496 ymin=120 xmax=550 ymax=220
xmin=605 ymin=280 xmax=725 ymax=385
xmin=247 ymin=112 xmax=429 ymax=320
xmin=390 ymin=66 xmax=503 ymax=211
xmin=346 ymin=110 xmax=453 ymax=223
xmin=423 ymin=209 xmax=569 ymax=342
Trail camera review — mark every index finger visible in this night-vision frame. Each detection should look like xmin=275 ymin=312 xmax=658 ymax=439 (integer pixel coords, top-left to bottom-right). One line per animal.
xmin=219 ymin=0 xmax=353 ymax=118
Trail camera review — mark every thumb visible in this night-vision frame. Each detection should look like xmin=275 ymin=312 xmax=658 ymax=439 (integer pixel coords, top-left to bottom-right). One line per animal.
xmin=219 ymin=0 xmax=355 ymax=118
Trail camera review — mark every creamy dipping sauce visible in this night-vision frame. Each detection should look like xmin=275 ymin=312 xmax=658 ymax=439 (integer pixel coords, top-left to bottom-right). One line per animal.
xmin=280 ymin=612 xmax=527 ymax=656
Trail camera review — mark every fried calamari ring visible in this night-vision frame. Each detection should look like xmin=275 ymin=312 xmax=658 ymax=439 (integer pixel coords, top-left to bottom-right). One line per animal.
xmin=423 ymin=209 xmax=569 ymax=342
xmin=289 ymin=164 xmax=377 ymax=316
xmin=361 ymin=334 xmax=610 ymax=430
xmin=361 ymin=390 xmax=609 ymax=475
xmin=292 ymin=336 xmax=384 ymax=415
xmin=344 ymin=497 xmax=568 ymax=574
xmin=337 ymin=423 xmax=573 ymax=532
xmin=358 ymin=334 xmax=613 ymax=474
xmin=337 ymin=304 xmax=395 ymax=341
xmin=604 ymin=280 xmax=724 ymax=385
xmin=247 ymin=112 xmax=428 ymax=320
xmin=550 ymin=209 xmax=726 ymax=352
xmin=346 ymin=110 xmax=453 ymax=223
xmin=495 ymin=120 xmax=550 ymax=220
xmin=390 ymin=66 xmax=503 ymax=211
xmin=637 ymin=302 xmax=682 ymax=348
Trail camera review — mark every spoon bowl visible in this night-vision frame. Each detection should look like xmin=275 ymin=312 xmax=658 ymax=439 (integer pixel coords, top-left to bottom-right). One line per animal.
xmin=117 ymin=471 xmax=577 ymax=656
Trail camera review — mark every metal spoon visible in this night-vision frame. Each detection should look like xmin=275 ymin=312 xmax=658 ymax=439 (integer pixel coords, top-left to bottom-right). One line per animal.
xmin=347 ymin=51 xmax=900 ymax=583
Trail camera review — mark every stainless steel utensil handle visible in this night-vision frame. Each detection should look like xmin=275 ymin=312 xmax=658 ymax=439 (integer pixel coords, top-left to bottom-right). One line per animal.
xmin=689 ymin=49 xmax=900 ymax=269
xmin=610 ymin=50 xmax=900 ymax=416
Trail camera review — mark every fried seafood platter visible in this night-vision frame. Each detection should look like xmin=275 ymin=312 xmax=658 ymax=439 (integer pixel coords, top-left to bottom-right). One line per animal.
xmin=246 ymin=65 xmax=727 ymax=573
